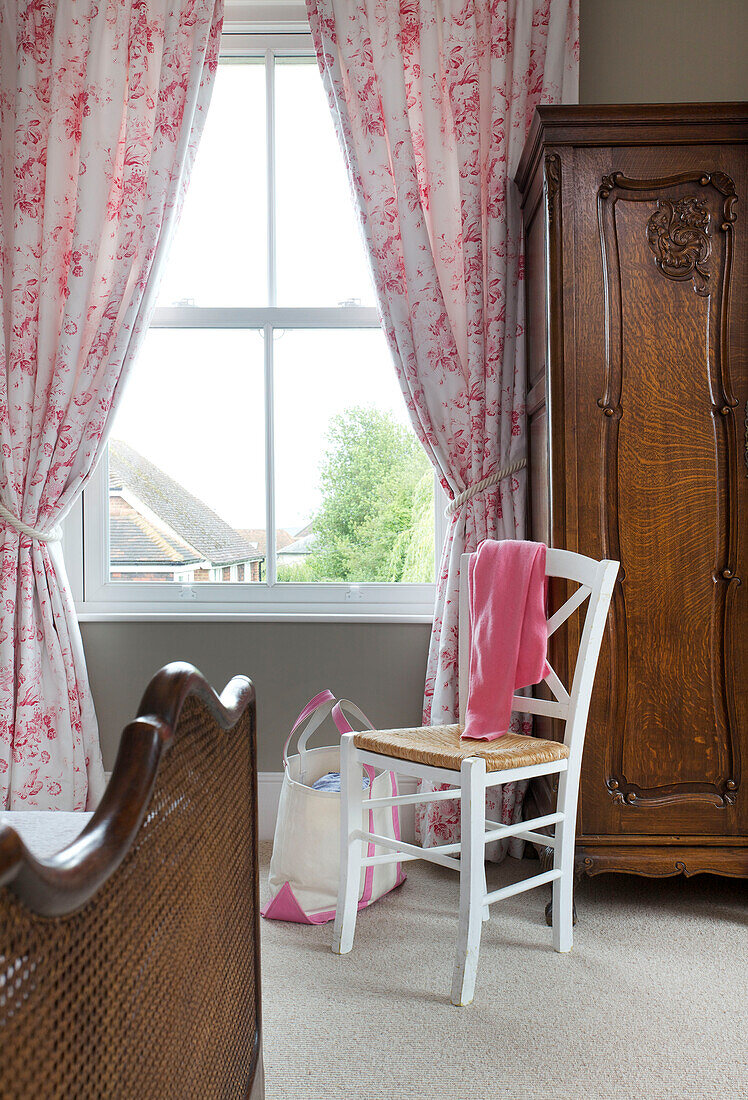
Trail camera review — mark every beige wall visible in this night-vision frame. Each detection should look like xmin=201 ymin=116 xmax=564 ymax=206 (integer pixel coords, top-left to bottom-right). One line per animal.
xmin=82 ymin=620 xmax=431 ymax=771
xmin=579 ymin=0 xmax=747 ymax=104
xmin=81 ymin=0 xmax=747 ymax=772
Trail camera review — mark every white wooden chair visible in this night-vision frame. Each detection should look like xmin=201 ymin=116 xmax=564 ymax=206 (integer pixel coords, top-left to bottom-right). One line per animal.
xmin=332 ymin=548 xmax=619 ymax=1005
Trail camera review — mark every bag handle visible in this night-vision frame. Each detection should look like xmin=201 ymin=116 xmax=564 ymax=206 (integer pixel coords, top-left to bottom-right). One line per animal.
xmin=331 ymin=698 xmax=377 ymax=737
xmin=284 ymin=694 xmax=382 ymax=798
xmin=332 ymin=700 xmax=380 ymax=806
xmin=282 ymin=689 xmax=336 ymax=769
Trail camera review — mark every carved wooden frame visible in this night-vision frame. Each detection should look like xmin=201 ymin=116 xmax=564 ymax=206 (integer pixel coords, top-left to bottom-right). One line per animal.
xmin=0 ymin=663 xmax=264 ymax=1098
xmin=580 ymin=843 xmax=748 ymax=879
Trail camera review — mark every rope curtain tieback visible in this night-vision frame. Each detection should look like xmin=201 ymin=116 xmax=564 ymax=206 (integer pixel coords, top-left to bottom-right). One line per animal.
xmin=0 ymin=499 xmax=62 ymax=542
xmin=444 ymin=457 xmax=527 ymax=517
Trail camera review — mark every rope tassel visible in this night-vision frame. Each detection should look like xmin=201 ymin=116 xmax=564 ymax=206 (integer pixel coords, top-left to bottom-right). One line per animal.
xmin=444 ymin=458 xmax=527 ymax=517
xmin=0 ymin=500 xmax=62 ymax=542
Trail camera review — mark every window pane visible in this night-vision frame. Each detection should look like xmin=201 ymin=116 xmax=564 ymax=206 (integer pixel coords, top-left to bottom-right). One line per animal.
xmin=156 ymin=60 xmax=268 ymax=307
xmin=109 ymin=330 xmax=266 ymax=583
xmin=275 ymin=59 xmax=376 ymax=308
xmin=273 ymin=330 xmax=434 ymax=583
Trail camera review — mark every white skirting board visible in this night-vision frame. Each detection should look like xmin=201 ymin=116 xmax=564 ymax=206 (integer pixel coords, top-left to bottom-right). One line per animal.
xmin=257 ymin=772 xmax=285 ymax=841
xmin=257 ymin=772 xmax=419 ymax=843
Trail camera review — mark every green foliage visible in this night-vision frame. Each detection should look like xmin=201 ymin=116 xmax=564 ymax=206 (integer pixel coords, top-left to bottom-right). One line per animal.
xmin=391 ymin=468 xmax=436 ymax=582
xmin=301 ymin=406 xmax=434 ymax=583
xmin=276 ymin=558 xmax=327 ymax=583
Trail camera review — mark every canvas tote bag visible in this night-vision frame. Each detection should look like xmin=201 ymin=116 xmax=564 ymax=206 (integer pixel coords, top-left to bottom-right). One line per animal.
xmin=262 ymin=690 xmax=406 ymax=923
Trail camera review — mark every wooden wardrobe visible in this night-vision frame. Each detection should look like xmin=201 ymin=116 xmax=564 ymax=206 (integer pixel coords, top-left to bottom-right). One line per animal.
xmin=515 ymin=104 xmax=747 ymax=878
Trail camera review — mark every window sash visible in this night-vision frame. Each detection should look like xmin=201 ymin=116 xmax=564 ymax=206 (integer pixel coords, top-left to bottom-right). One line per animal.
xmin=68 ymin=31 xmax=443 ymax=621
xmin=74 ymin=453 xmax=439 ymax=620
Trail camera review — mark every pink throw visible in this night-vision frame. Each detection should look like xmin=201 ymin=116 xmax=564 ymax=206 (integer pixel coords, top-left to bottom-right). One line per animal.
xmin=462 ymin=540 xmax=550 ymax=741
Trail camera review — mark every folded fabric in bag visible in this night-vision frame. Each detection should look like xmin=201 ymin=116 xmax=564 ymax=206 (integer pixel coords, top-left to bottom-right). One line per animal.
xmin=263 ymin=690 xmax=405 ymax=924
xmin=463 ymin=538 xmax=550 ymax=741
xmin=311 ymin=771 xmax=370 ymax=792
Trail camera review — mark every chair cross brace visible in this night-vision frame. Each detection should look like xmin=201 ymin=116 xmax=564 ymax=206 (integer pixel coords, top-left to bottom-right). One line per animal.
xmin=365 ymin=786 xmax=459 ymax=810
xmin=357 ymin=811 xmax=565 ymax=872
xmin=547 ymin=584 xmax=591 ymax=637
xmin=485 ymin=868 xmax=562 ymax=907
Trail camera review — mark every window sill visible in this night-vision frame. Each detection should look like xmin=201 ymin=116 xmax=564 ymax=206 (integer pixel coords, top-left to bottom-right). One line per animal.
xmin=75 ymin=583 xmax=437 ymax=623
xmin=75 ymin=608 xmax=434 ymax=624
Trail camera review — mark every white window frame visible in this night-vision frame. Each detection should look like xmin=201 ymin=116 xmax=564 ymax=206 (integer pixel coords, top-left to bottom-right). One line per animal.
xmin=66 ymin=21 xmax=445 ymax=623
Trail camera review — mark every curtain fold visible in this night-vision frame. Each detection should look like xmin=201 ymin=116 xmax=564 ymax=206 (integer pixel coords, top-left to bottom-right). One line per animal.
xmin=0 ymin=0 xmax=223 ymax=809
xmin=308 ymin=0 xmax=578 ymax=857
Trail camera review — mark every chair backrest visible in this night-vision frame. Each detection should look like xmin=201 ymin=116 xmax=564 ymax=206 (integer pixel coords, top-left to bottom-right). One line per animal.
xmin=458 ymin=547 xmax=619 ymax=774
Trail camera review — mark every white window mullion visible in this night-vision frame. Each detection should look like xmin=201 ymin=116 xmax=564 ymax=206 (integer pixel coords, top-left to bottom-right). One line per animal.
xmin=150 ymin=306 xmax=380 ymax=329
xmin=433 ymin=473 xmax=449 ymax=578
xmin=61 ymin=495 xmax=84 ymax=603
xmin=266 ymin=47 xmax=277 ymax=308
xmin=264 ymin=47 xmax=278 ymax=588
xmin=81 ymin=449 xmax=111 ymax=602
xmin=264 ymin=322 xmax=277 ymax=586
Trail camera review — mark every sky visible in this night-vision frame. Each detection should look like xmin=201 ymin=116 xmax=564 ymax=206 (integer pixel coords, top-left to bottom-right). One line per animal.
xmin=113 ymin=56 xmax=412 ymax=534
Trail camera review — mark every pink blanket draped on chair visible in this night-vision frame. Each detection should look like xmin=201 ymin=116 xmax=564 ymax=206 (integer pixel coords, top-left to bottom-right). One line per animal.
xmin=462 ymin=540 xmax=550 ymax=742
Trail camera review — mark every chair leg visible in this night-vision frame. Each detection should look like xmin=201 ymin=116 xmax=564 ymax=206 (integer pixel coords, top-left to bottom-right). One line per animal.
xmin=332 ymin=733 xmax=364 ymax=955
xmin=552 ymin=772 xmax=576 ymax=953
xmin=451 ymin=758 xmax=486 ymax=1006
xmin=481 ymin=860 xmax=490 ymax=922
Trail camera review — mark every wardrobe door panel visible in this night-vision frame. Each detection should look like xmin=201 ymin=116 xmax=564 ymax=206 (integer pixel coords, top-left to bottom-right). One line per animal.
xmin=584 ymin=153 xmax=744 ymax=836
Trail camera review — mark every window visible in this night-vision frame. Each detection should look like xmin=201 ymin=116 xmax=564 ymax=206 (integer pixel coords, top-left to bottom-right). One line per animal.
xmin=70 ymin=29 xmax=442 ymax=620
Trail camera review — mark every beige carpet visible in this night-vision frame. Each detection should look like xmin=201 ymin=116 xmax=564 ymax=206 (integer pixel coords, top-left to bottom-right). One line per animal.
xmin=259 ymin=843 xmax=747 ymax=1100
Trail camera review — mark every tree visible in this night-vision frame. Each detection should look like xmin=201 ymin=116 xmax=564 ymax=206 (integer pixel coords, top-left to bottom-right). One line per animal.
xmin=305 ymin=406 xmax=434 ymax=583
xmin=390 ymin=467 xmax=436 ymax=582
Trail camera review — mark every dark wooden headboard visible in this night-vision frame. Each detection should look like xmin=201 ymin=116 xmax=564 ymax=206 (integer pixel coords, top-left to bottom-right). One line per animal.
xmin=0 ymin=662 xmax=264 ymax=1100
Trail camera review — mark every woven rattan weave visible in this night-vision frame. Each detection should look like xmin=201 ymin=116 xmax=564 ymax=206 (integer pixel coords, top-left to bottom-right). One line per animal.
xmin=0 ymin=665 xmax=262 ymax=1100
xmin=353 ymin=723 xmax=570 ymax=772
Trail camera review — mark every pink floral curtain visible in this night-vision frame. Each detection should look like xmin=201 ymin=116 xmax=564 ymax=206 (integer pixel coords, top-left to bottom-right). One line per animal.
xmin=308 ymin=0 xmax=578 ymax=855
xmin=0 ymin=0 xmax=223 ymax=810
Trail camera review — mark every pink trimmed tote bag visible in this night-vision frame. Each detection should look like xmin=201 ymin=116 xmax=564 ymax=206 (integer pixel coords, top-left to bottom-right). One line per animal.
xmin=262 ymin=690 xmax=406 ymax=924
